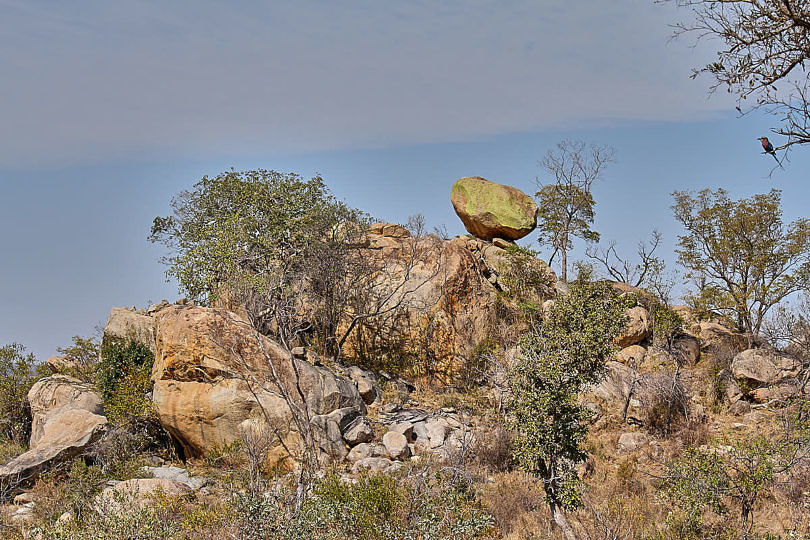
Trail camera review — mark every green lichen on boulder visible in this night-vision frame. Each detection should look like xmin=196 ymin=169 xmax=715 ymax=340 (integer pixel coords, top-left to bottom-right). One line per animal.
xmin=450 ymin=176 xmax=538 ymax=241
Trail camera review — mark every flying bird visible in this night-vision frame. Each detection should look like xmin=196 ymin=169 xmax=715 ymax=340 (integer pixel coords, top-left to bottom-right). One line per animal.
xmin=758 ymin=136 xmax=781 ymax=165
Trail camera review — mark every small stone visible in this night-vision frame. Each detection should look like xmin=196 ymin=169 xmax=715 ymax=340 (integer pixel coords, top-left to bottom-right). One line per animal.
xmin=347 ymin=443 xmax=373 ymax=463
xmin=388 ymin=422 xmax=415 ymax=442
xmin=352 ymin=457 xmax=393 ymax=474
xmin=617 ymin=432 xmax=648 ymax=453
xmin=291 ymin=347 xmax=306 ymax=358
xmin=343 ymin=419 xmax=375 ymax=446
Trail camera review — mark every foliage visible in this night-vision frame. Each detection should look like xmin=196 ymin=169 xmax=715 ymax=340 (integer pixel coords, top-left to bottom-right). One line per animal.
xmin=498 ymin=244 xmax=556 ymax=318
xmin=55 ymin=334 xmax=100 ymax=382
xmin=507 ymin=281 xmax=626 ymax=530
xmin=673 ymin=188 xmax=810 ymax=336
xmin=668 ymin=0 xmax=810 ymax=153
xmin=661 ymin=401 xmax=810 ymax=537
xmin=650 ymin=303 xmax=685 ymax=352
xmin=0 ymin=343 xmax=44 ymax=446
xmin=150 ymin=169 xmax=370 ymax=355
xmin=96 ymin=338 xmax=155 ymax=424
xmin=536 ymin=140 xmax=613 ymax=282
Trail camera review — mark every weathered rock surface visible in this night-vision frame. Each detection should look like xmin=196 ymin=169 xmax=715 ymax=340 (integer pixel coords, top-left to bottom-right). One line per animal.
xmin=731 ymin=349 xmax=802 ymax=386
xmin=103 ymin=306 xmax=157 ymax=352
xmin=617 ymin=307 xmax=650 ymax=348
xmin=97 ymin=478 xmax=191 ymax=514
xmin=0 ymin=409 xmax=107 ymax=487
xmin=450 ymin=176 xmax=538 ymax=241
xmin=694 ymin=322 xmax=748 ymax=353
xmin=382 ymin=431 xmax=410 ymax=460
xmin=151 ymin=305 xmax=365 ymax=464
xmin=618 ymin=432 xmax=648 ymax=453
xmin=141 ymin=466 xmax=209 ymax=490
xmin=616 ymin=345 xmax=646 ymax=367
xmin=28 ymin=375 xmax=103 ymax=448
xmin=340 ymin=229 xmax=554 ymax=383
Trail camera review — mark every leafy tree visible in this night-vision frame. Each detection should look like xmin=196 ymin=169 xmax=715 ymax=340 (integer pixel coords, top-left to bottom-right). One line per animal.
xmin=661 ymin=402 xmax=810 ymax=538
xmin=0 ymin=343 xmax=43 ymax=446
xmin=673 ymin=188 xmax=810 ymax=337
xmin=667 ymin=0 xmax=810 ymax=154
xmin=149 ymin=169 xmax=367 ymax=352
xmin=507 ymin=282 xmax=626 ymax=539
xmin=96 ymin=338 xmax=155 ymax=424
xmin=536 ymin=140 xmax=613 ymax=282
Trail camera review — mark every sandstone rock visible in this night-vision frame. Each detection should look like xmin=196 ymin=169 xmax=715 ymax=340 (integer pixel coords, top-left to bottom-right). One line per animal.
xmin=103 ymin=307 xmax=156 ymax=352
xmin=13 ymin=492 xmax=35 ymax=505
xmin=617 ymin=307 xmax=650 ymax=348
xmin=151 ymin=305 xmax=364 ymax=464
xmin=28 ymin=375 xmax=103 ymax=448
xmin=617 ymin=432 xmax=648 ymax=453
xmin=97 ymin=478 xmax=191 ymax=514
xmin=731 ymin=349 xmax=802 ymax=386
xmin=0 ymin=409 xmax=107 ymax=487
xmin=450 ymin=177 xmax=538 ymax=241
xmin=344 ymin=365 xmax=381 ymax=405
xmin=45 ymin=355 xmax=89 ymax=376
xmin=382 ymin=431 xmax=410 ymax=460
xmin=616 ymin=345 xmax=646 ymax=366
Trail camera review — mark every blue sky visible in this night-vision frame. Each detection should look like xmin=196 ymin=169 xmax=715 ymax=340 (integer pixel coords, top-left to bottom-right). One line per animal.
xmin=2 ymin=1 xmax=809 ymax=361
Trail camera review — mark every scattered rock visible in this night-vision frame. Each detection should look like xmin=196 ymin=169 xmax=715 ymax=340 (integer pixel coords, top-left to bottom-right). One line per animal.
xmin=388 ymin=422 xmax=415 ymax=442
xmin=141 ymin=466 xmax=210 ymax=491
xmin=347 ymin=443 xmax=374 ymax=463
xmin=343 ymin=418 xmax=375 ymax=446
xmin=694 ymin=322 xmax=748 ymax=353
xmin=13 ymin=492 xmax=35 ymax=505
xmin=369 ymin=222 xmax=410 ymax=238
xmin=450 ymin=176 xmax=538 ymax=241
xmin=96 ymin=478 xmax=191 ymax=514
xmin=352 ymin=457 xmax=394 ymax=474
xmin=616 ymin=345 xmax=646 ymax=366
xmin=382 ymin=431 xmax=410 ymax=460
xmin=617 ymin=432 xmax=648 ymax=453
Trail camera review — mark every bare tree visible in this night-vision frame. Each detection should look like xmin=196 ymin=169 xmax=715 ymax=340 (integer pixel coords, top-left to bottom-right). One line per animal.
xmin=536 ymin=140 xmax=614 ymax=282
xmin=666 ymin=0 xmax=810 ymax=154
xmin=586 ymin=230 xmax=665 ymax=288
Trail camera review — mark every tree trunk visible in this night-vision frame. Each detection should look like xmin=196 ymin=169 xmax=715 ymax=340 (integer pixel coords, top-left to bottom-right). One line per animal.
xmin=550 ymin=501 xmax=578 ymax=540
xmin=561 ymin=247 xmax=568 ymax=282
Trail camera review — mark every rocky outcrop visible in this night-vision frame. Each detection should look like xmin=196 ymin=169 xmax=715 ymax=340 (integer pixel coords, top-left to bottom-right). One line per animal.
xmin=731 ymin=349 xmax=802 ymax=386
xmin=450 ymin=177 xmax=538 ymax=241
xmin=28 ymin=375 xmax=103 ymax=448
xmin=693 ymin=322 xmax=748 ymax=353
xmin=0 ymin=409 xmax=107 ymax=488
xmin=151 ymin=305 xmax=365 ymax=464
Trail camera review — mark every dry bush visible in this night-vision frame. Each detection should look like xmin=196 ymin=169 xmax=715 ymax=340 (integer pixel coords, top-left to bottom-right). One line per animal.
xmin=641 ymin=371 xmax=690 ymax=435
xmin=471 ymin=423 xmax=514 ymax=473
xmin=480 ymin=472 xmax=553 ymax=538
xmin=676 ymin=419 xmax=710 ymax=449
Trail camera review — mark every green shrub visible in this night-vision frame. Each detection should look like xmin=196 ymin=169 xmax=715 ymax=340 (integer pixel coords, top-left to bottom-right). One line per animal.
xmin=96 ymin=338 xmax=154 ymax=424
xmin=0 ymin=343 xmax=44 ymax=446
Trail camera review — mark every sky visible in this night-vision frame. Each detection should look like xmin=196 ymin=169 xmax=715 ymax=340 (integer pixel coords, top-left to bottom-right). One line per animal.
xmin=2 ymin=0 xmax=809 ymax=362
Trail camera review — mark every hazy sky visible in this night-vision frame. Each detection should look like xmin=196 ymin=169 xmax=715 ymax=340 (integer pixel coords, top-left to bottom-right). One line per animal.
xmin=2 ymin=1 xmax=809 ymax=361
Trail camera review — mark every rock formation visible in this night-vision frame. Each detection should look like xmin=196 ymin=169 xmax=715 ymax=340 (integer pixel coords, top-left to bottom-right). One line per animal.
xmin=450 ymin=176 xmax=538 ymax=241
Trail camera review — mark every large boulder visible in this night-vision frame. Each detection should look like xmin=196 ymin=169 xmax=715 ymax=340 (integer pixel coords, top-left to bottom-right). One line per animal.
xmin=28 ymin=375 xmax=103 ymax=448
xmin=0 ymin=409 xmax=107 ymax=488
xmin=151 ymin=305 xmax=365 ymax=465
xmin=616 ymin=307 xmax=651 ymax=348
xmin=103 ymin=307 xmax=157 ymax=352
xmin=450 ymin=177 xmax=538 ymax=241
xmin=96 ymin=478 xmax=191 ymax=514
xmin=731 ymin=349 xmax=802 ymax=386
xmin=340 ymin=230 xmax=549 ymax=383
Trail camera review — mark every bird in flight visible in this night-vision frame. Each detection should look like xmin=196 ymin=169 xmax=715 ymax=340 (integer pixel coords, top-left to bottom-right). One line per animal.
xmin=758 ymin=136 xmax=782 ymax=166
